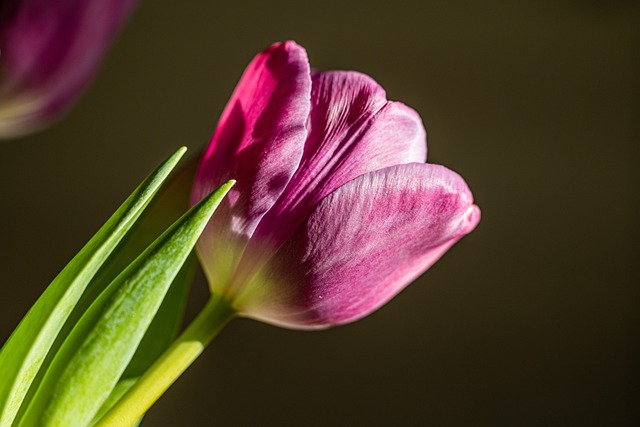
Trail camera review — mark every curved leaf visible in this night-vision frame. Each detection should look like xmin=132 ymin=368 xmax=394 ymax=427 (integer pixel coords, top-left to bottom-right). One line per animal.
xmin=0 ymin=147 xmax=187 ymax=427
xmin=18 ymin=180 xmax=235 ymax=427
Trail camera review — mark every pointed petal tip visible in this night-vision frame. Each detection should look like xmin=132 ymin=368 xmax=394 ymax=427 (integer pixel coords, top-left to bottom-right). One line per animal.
xmin=281 ymin=40 xmax=303 ymax=49
xmin=265 ymin=40 xmax=306 ymax=56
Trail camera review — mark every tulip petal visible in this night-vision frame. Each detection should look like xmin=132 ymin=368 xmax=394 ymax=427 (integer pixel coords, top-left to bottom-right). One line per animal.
xmin=249 ymin=71 xmax=427 ymax=252
xmin=191 ymin=41 xmax=311 ymax=293
xmin=0 ymin=0 xmax=138 ymax=136
xmin=239 ymin=163 xmax=480 ymax=329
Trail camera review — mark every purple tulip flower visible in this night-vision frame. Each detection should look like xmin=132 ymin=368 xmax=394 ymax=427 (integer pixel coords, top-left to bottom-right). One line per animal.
xmin=0 ymin=0 xmax=137 ymax=138
xmin=192 ymin=41 xmax=480 ymax=329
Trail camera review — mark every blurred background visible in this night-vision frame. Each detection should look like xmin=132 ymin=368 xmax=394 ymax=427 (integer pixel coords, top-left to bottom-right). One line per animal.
xmin=1 ymin=0 xmax=637 ymax=425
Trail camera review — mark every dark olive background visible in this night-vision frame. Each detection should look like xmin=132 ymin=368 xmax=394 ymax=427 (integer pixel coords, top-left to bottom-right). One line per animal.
xmin=1 ymin=0 xmax=637 ymax=425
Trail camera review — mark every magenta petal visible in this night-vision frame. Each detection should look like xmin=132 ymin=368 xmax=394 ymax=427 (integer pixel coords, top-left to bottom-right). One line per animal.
xmin=191 ymin=41 xmax=312 ymax=294
xmin=0 ymin=0 xmax=138 ymax=137
xmin=248 ymin=70 xmax=427 ymax=254
xmin=239 ymin=163 xmax=480 ymax=329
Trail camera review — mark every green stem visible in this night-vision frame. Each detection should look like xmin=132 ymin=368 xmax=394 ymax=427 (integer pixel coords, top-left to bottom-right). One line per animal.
xmin=95 ymin=295 xmax=236 ymax=427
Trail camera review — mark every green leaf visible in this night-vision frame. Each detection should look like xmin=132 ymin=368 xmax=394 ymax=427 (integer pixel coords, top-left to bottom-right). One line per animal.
xmin=87 ymin=255 xmax=194 ymax=427
xmin=89 ymin=253 xmax=196 ymax=427
xmin=18 ymin=180 xmax=235 ymax=427
xmin=89 ymin=155 xmax=200 ymax=380
xmin=121 ymin=253 xmax=195 ymax=378
xmin=0 ymin=147 xmax=187 ymax=427
xmin=19 ymin=155 xmax=200 ymax=414
xmin=32 ymin=157 xmax=199 ymax=427
xmin=88 ymin=157 xmax=199 ymax=427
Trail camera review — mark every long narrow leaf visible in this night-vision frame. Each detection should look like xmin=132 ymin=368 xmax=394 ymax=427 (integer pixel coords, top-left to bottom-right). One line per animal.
xmin=89 ymin=253 xmax=195 ymax=427
xmin=15 ymin=156 xmax=200 ymax=421
xmin=87 ymin=156 xmax=200 ymax=380
xmin=0 ymin=148 xmax=186 ymax=427
xmin=19 ymin=157 xmax=199 ymax=427
xmin=18 ymin=180 xmax=235 ymax=427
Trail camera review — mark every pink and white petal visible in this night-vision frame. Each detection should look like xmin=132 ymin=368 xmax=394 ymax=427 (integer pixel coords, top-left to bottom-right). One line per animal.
xmin=237 ymin=163 xmax=480 ymax=329
xmin=248 ymin=70 xmax=427 ymax=255
xmin=191 ymin=41 xmax=312 ymax=295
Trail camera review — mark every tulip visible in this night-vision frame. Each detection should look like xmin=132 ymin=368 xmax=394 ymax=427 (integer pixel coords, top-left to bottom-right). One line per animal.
xmin=0 ymin=0 xmax=137 ymax=138
xmin=191 ymin=41 xmax=480 ymax=329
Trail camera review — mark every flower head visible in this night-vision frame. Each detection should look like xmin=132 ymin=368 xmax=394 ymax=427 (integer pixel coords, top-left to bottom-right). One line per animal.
xmin=0 ymin=0 xmax=137 ymax=138
xmin=192 ymin=41 xmax=480 ymax=329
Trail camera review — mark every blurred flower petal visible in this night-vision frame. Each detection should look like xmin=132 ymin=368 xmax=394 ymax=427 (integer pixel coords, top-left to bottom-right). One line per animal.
xmin=0 ymin=0 xmax=138 ymax=138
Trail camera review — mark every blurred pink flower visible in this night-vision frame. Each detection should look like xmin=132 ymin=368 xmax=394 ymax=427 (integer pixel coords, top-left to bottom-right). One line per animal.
xmin=0 ymin=0 xmax=137 ymax=138
xmin=192 ymin=41 xmax=480 ymax=329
